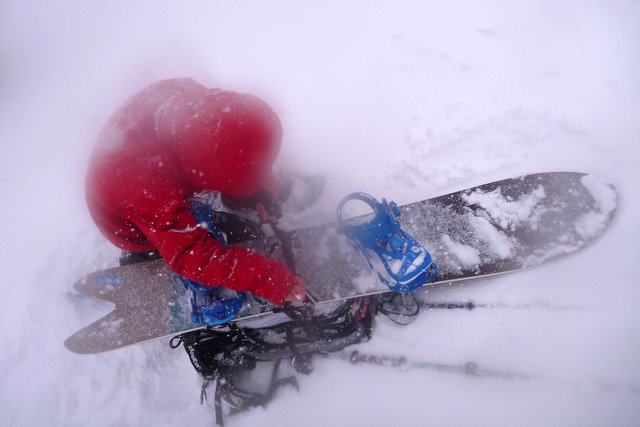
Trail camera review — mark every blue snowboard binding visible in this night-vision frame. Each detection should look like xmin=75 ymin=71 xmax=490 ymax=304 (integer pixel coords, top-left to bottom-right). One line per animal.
xmin=183 ymin=199 xmax=246 ymax=326
xmin=337 ymin=193 xmax=437 ymax=293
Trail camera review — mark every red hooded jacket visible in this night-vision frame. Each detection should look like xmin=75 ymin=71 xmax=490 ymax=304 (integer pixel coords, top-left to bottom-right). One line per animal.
xmin=86 ymin=78 xmax=297 ymax=304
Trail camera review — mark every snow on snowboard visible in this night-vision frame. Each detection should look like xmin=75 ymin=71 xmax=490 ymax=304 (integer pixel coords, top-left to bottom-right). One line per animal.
xmin=65 ymin=172 xmax=617 ymax=354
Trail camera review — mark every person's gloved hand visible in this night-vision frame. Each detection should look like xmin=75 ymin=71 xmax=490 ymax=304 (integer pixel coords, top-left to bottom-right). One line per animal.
xmin=221 ymin=187 xmax=283 ymax=223
xmin=254 ymin=197 xmax=281 ymax=223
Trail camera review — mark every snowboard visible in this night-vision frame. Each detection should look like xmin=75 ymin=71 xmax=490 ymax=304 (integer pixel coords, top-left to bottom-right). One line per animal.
xmin=65 ymin=172 xmax=617 ymax=354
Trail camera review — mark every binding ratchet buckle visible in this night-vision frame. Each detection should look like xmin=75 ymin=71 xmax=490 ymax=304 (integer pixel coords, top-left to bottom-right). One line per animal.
xmin=337 ymin=193 xmax=437 ymax=293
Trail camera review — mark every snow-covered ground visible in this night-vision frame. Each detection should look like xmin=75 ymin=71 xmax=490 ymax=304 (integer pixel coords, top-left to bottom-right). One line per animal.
xmin=1 ymin=1 xmax=639 ymax=426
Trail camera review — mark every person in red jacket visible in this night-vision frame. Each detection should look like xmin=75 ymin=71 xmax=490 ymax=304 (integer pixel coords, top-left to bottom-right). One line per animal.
xmin=86 ymin=78 xmax=305 ymax=305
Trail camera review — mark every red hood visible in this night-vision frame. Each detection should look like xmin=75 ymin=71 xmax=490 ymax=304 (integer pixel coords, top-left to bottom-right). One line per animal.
xmin=157 ymin=89 xmax=282 ymax=198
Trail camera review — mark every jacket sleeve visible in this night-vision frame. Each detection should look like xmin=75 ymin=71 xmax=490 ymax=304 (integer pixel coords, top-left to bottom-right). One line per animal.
xmin=134 ymin=210 xmax=297 ymax=305
xmin=119 ymin=154 xmax=297 ymax=305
